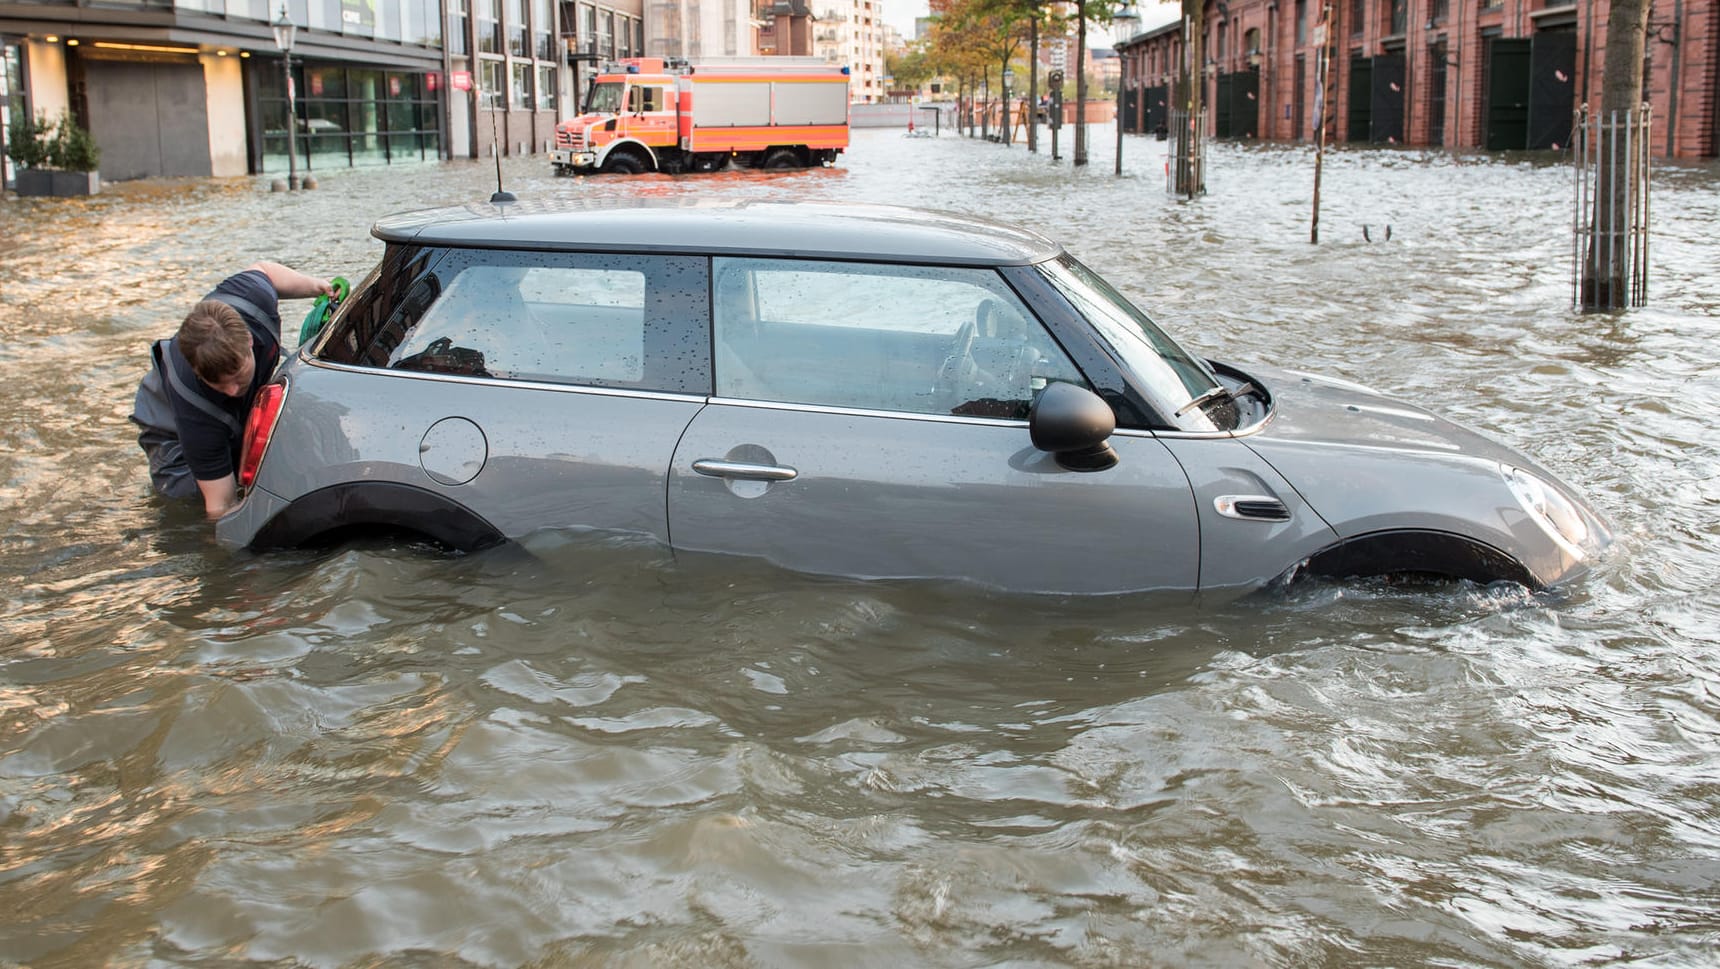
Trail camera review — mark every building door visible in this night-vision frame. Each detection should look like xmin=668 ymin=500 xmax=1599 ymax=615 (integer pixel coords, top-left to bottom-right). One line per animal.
xmin=1294 ymin=55 xmax=1306 ymax=141
xmin=1428 ymin=42 xmax=1448 ymax=145
xmin=1231 ymin=68 xmax=1259 ymax=138
xmin=1144 ymin=84 xmax=1168 ymax=135
xmin=1216 ymin=72 xmax=1234 ymax=137
xmin=1348 ymin=56 xmax=1373 ymax=142
xmin=1370 ymin=52 xmax=1405 ymax=143
xmin=83 ymin=57 xmax=212 ymax=180
xmin=1527 ymin=29 xmax=1576 ymax=149
xmin=1485 ymin=37 xmax=1532 ymax=150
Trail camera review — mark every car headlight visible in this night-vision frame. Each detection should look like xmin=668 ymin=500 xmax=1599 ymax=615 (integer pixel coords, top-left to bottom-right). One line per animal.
xmin=1503 ymin=466 xmax=1590 ymax=560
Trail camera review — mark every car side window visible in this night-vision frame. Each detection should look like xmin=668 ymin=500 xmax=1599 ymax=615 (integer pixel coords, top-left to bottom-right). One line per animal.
xmin=371 ymin=249 xmax=707 ymax=394
xmin=712 ymin=257 xmax=1088 ymax=419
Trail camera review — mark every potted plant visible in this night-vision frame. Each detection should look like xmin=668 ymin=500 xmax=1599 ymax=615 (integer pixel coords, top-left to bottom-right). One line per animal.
xmin=6 ymin=111 xmax=101 ymax=197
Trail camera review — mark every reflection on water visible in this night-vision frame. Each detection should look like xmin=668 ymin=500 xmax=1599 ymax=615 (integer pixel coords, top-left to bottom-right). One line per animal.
xmin=2 ymin=129 xmax=1718 ymax=967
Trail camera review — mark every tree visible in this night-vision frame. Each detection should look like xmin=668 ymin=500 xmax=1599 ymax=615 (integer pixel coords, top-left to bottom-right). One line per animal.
xmin=1581 ymin=0 xmax=1651 ymax=308
xmin=1068 ymin=0 xmax=1121 ymax=166
xmin=886 ymin=45 xmax=938 ymax=96
xmin=928 ymin=0 xmax=1007 ymax=138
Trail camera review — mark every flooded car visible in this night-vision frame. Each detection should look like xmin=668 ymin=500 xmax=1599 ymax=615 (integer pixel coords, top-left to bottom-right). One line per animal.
xmin=217 ymin=198 xmax=1611 ymax=595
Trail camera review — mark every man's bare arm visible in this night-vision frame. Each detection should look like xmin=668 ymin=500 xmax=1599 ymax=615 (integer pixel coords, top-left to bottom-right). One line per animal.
xmin=248 ymin=261 xmax=332 ymax=300
xmin=196 ymin=475 xmax=240 ymax=519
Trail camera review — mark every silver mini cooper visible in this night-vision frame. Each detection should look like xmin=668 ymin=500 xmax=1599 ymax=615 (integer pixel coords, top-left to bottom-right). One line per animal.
xmin=217 ymin=199 xmax=1611 ymax=595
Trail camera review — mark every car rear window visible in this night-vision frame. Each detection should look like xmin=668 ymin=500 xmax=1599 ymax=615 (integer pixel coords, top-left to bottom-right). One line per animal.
xmin=315 ymin=245 xmax=709 ymax=395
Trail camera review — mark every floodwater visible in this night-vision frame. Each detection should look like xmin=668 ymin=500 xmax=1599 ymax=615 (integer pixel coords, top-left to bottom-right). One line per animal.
xmin=2 ymin=126 xmax=1718 ymax=967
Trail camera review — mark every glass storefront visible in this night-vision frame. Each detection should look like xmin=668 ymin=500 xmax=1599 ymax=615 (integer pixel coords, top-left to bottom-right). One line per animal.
xmin=2 ymin=42 xmax=23 ymax=187
xmin=256 ymin=59 xmax=442 ymax=173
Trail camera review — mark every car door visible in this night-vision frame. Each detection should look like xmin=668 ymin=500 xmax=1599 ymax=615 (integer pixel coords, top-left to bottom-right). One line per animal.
xmin=667 ymin=257 xmax=1200 ymax=595
xmin=292 ymin=245 xmax=710 ymax=544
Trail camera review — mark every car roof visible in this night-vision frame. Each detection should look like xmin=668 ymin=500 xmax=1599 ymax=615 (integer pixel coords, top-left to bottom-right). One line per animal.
xmin=370 ymin=198 xmax=1065 ymax=267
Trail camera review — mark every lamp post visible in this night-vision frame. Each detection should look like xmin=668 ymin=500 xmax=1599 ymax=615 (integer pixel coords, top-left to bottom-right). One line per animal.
xmin=1001 ymin=69 xmax=1015 ymax=146
xmin=1112 ymin=3 xmax=1141 ymax=175
xmin=271 ymin=4 xmax=299 ymax=190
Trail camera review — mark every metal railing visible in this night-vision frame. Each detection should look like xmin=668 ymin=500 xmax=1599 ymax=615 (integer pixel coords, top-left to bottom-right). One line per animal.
xmin=1572 ymin=104 xmax=1652 ymax=309
xmin=1166 ymin=108 xmax=1206 ymax=197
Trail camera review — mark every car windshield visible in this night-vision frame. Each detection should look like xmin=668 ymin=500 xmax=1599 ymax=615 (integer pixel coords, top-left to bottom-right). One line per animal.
xmin=585 ymin=82 xmax=623 ymax=114
xmin=1036 ymin=254 xmax=1231 ymax=432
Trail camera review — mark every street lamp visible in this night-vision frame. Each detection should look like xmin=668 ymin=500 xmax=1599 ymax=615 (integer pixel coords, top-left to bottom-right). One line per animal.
xmin=1112 ymin=2 xmax=1141 ymax=175
xmin=271 ymin=3 xmax=300 ymax=190
xmin=1002 ymin=68 xmax=1015 ymax=146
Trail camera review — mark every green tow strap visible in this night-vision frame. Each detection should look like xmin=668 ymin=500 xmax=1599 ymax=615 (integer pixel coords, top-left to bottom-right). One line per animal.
xmin=298 ymin=276 xmax=350 ymax=347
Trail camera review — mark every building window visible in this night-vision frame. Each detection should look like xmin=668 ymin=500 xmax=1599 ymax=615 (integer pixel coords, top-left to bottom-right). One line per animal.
xmin=1430 ymin=0 xmax=1449 ymax=21
xmin=448 ymin=0 xmax=470 ymax=55
xmin=478 ymin=0 xmax=502 ymax=54
xmin=537 ymin=63 xmax=557 ymax=110
xmin=534 ymin=0 xmax=554 ymax=59
xmin=581 ymin=5 xmax=597 ymax=57
xmin=481 ymin=57 xmax=505 ymax=108
xmin=599 ymin=11 xmax=614 ymax=57
xmin=511 ymin=60 xmax=530 ymax=108
xmin=1387 ymin=0 xmax=1407 ymax=34
xmin=509 ymin=0 xmax=528 ymax=56
xmin=258 ymin=64 xmax=442 ymax=173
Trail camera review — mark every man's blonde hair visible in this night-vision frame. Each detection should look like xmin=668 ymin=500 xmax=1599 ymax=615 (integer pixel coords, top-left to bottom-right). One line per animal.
xmin=177 ymin=300 xmax=249 ymax=384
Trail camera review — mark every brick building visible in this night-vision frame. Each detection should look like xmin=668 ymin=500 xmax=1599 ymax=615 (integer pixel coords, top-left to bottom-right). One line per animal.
xmin=1116 ymin=0 xmax=1718 ymax=158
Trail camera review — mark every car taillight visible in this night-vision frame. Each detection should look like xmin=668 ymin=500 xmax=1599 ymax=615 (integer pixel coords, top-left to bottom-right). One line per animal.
xmin=238 ymin=381 xmax=287 ymax=490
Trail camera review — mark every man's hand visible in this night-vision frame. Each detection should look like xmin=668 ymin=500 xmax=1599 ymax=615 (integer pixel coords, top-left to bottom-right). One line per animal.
xmin=196 ymin=475 xmax=240 ymax=519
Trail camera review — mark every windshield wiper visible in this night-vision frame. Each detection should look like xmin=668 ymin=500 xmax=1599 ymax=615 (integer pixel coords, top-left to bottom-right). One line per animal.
xmin=1173 ymin=381 xmax=1261 ymax=418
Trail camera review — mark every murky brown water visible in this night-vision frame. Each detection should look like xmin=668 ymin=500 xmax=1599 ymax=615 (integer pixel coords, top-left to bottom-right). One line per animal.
xmin=3 ymin=127 xmax=1719 ymax=967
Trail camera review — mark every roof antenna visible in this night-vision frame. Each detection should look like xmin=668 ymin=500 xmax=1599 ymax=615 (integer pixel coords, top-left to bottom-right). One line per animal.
xmin=487 ymin=93 xmax=516 ymax=205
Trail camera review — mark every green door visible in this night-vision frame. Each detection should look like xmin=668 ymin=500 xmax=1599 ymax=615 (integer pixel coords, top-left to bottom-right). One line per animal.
xmin=1348 ymin=57 xmax=1373 ymax=143
xmin=1527 ymin=30 xmax=1577 ymax=150
xmin=1486 ymin=38 xmax=1532 ymax=150
xmin=1216 ymin=73 xmax=1234 ymax=138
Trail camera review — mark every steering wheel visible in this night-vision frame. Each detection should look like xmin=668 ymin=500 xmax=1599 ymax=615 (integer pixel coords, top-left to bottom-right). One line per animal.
xmin=932 ymin=318 xmax=979 ymax=406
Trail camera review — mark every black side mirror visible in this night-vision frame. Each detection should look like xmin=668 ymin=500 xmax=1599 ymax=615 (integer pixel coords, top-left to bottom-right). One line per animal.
xmin=1029 ymin=382 xmax=1118 ymax=472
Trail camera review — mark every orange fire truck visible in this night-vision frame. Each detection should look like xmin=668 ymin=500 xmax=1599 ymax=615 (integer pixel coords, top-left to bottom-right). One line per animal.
xmin=551 ymin=57 xmax=850 ymax=175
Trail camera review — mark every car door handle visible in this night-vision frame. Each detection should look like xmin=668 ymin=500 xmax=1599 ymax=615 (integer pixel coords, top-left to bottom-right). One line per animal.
xmin=692 ymin=459 xmax=799 ymax=482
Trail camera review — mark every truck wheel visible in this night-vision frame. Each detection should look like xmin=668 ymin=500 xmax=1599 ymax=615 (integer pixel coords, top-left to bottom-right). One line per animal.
xmin=604 ymin=152 xmax=647 ymax=175
xmin=761 ymin=148 xmax=802 ymax=170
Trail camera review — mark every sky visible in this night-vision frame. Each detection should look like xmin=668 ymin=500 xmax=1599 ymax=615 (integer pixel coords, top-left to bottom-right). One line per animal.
xmin=882 ymin=1 xmax=1182 ymax=44
xmin=883 ymin=0 xmax=929 ymax=38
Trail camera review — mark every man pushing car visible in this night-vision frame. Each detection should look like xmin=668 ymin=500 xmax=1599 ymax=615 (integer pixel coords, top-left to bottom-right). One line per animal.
xmin=130 ymin=262 xmax=331 ymax=519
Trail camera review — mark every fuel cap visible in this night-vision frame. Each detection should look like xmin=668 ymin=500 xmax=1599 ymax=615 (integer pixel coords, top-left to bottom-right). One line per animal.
xmin=419 ymin=417 xmax=487 ymax=486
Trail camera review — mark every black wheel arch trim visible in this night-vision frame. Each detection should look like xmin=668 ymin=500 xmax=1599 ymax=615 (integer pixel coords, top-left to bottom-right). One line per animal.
xmin=1294 ymin=529 xmax=1540 ymax=589
xmin=248 ymin=481 xmax=507 ymax=552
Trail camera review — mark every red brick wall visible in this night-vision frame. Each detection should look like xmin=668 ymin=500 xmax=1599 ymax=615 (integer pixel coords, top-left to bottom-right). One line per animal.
xmin=1119 ymin=0 xmax=1718 ymax=157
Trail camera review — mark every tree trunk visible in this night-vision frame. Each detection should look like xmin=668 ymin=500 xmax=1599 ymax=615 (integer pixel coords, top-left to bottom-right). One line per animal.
xmin=1582 ymin=0 xmax=1650 ymax=308
xmin=1174 ymin=0 xmax=1205 ymax=196
xmin=1075 ymin=9 xmax=1090 ymax=165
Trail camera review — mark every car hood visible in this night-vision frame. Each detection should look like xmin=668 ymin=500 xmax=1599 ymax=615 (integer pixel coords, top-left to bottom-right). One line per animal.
xmin=1244 ymin=364 xmax=1544 ymax=472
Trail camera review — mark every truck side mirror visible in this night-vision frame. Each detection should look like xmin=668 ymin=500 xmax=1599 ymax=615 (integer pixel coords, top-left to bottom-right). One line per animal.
xmin=1029 ymin=382 xmax=1118 ymax=472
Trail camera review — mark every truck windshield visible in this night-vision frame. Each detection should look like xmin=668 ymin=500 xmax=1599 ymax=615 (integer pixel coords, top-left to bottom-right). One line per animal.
xmin=585 ymin=82 xmax=623 ymax=114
